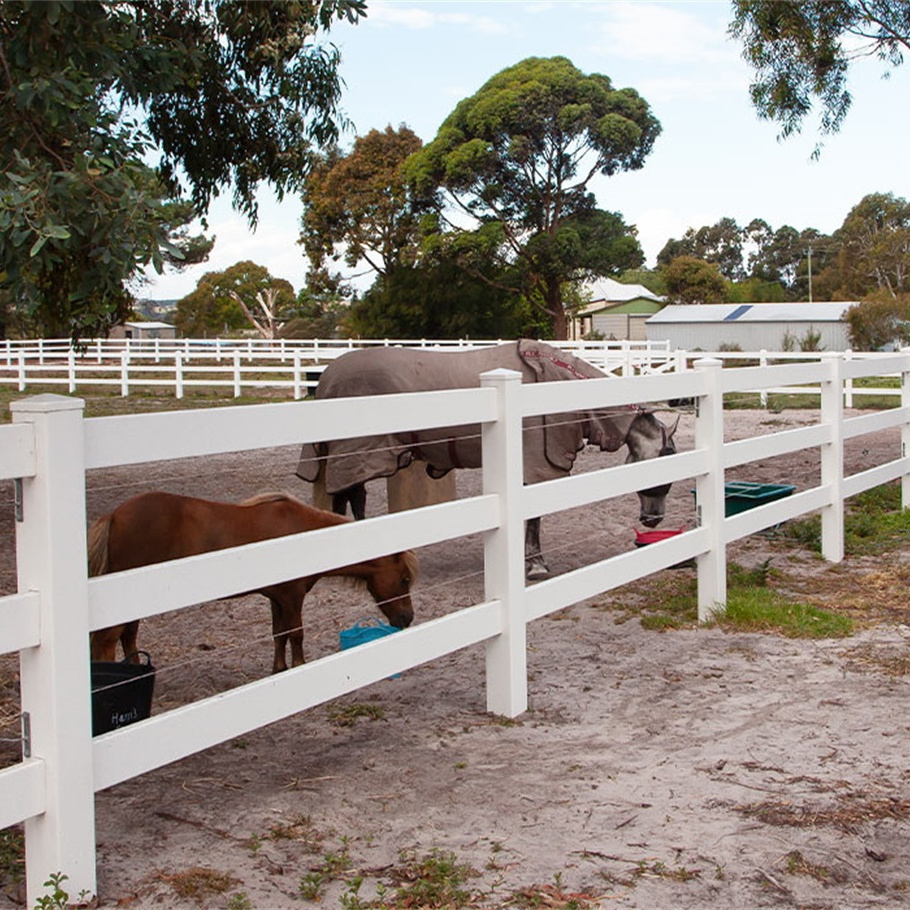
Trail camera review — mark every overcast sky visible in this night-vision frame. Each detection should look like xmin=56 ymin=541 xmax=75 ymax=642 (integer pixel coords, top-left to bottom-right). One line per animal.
xmin=139 ymin=0 xmax=910 ymax=301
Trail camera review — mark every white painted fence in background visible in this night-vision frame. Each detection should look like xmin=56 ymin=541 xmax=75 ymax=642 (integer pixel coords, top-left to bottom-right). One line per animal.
xmin=0 ymin=337 xmax=674 ymax=399
xmin=1 ymin=337 xmax=902 ymax=404
xmin=1 ymin=352 xmax=909 ymax=905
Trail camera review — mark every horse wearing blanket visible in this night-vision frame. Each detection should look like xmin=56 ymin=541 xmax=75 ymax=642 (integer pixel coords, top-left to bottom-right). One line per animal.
xmin=296 ymin=340 xmax=678 ymax=578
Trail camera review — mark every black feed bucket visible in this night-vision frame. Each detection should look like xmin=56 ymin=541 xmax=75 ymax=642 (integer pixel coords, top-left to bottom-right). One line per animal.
xmin=91 ymin=651 xmax=156 ymax=736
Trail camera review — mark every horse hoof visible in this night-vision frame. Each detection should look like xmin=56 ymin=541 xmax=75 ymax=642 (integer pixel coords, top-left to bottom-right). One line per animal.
xmin=525 ymin=562 xmax=550 ymax=581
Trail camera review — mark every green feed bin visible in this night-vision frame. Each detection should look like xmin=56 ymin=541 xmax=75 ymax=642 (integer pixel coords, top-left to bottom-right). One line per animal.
xmin=692 ymin=482 xmax=796 ymax=517
xmin=723 ymin=482 xmax=795 ymax=516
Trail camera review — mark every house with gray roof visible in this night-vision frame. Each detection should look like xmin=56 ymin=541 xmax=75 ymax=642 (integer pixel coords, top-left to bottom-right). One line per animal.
xmin=570 ymin=277 xmax=664 ymax=341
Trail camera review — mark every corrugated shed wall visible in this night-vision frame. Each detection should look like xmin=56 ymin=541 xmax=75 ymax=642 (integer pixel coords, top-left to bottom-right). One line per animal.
xmin=646 ymin=321 xmax=850 ymax=351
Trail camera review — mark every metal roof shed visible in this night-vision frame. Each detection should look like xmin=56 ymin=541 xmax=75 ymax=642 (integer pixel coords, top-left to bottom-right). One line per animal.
xmin=645 ymin=302 xmax=857 ymax=352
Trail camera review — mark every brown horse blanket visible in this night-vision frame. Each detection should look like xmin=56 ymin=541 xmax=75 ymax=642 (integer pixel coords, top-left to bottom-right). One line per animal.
xmin=296 ymin=340 xmax=643 ymax=494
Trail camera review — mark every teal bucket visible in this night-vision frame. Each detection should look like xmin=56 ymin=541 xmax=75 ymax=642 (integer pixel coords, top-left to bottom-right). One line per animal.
xmin=339 ymin=619 xmax=403 ymax=678
xmin=339 ymin=618 xmax=401 ymax=650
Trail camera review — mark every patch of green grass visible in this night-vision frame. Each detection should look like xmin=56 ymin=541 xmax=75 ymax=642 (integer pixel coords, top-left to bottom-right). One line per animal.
xmin=783 ymin=482 xmax=910 ymax=556
xmin=717 ymin=586 xmax=853 ymax=638
xmin=0 ymin=383 xmax=300 ymax=423
xmin=0 ymin=826 xmax=24 ymax=886
xmin=326 ymin=702 xmax=386 ymax=727
xmin=631 ymin=561 xmax=851 ymax=638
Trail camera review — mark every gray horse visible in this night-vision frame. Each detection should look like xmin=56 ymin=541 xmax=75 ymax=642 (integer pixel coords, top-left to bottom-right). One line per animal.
xmin=296 ymin=340 xmax=678 ymax=578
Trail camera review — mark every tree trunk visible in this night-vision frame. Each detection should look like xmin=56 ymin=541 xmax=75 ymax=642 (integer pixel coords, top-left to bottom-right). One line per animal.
xmin=545 ymin=279 xmax=568 ymax=340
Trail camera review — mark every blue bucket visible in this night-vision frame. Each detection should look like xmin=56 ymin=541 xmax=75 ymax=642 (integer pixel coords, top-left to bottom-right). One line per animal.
xmin=339 ymin=619 xmax=403 ymax=678
xmin=339 ymin=618 xmax=401 ymax=650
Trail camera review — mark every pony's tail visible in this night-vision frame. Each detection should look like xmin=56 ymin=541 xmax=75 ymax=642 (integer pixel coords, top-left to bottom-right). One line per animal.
xmin=87 ymin=514 xmax=112 ymax=577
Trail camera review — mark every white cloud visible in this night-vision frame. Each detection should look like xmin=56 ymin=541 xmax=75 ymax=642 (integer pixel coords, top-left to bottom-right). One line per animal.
xmin=592 ymin=1 xmax=734 ymax=65
xmin=362 ymin=1 xmax=507 ymax=34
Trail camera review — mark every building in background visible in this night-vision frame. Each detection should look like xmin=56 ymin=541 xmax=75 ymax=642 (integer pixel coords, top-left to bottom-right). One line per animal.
xmin=108 ymin=321 xmax=177 ymax=341
xmin=570 ymin=277 xmax=664 ymax=341
xmin=645 ymin=302 xmax=857 ymax=352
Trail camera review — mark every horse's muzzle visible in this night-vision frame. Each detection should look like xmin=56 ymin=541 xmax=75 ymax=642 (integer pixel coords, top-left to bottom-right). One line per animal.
xmin=640 ymin=511 xmax=664 ymax=528
xmin=386 ymin=600 xmax=413 ymax=628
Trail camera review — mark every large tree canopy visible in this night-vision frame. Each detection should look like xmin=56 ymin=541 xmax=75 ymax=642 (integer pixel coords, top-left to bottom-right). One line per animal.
xmin=174 ymin=261 xmax=295 ymax=337
xmin=829 ymin=192 xmax=910 ymax=298
xmin=0 ymin=0 xmax=363 ymax=338
xmin=407 ymin=56 xmax=660 ymax=339
xmin=300 ymin=125 xmax=424 ymax=292
xmin=730 ymin=1 xmax=910 ymax=144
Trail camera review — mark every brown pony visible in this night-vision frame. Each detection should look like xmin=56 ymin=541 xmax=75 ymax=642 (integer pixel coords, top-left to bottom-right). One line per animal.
xmin=88 ymin=491 xmax=417 ymax=673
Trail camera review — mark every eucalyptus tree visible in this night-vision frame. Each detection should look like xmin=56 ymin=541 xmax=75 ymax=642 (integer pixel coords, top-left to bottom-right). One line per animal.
xmin=0 ymin=0 xmax=363 ymax=338
xmin=657 ymin=217 xmax=745 ymax=280
xmin=833 ymin=192 xmax=910 ymax=298
xmin=174 ymin=261 xmax=295 ymax=338
xmin=300 ymin=125 xmax=424 ymax=294
xmin=407 ymin=56 xmax=660 ymax=339
xmin=730 ymin=1 xmax=910 ymax=147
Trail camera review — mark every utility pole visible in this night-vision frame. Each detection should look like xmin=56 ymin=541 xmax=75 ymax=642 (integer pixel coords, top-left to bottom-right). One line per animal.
xmin=806 ymin=248 xmax=813 ymax=302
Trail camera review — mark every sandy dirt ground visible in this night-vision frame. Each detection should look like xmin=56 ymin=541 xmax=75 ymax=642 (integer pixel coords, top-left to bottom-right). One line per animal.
xmin=2 ymin=406 xmax=910 ymax=909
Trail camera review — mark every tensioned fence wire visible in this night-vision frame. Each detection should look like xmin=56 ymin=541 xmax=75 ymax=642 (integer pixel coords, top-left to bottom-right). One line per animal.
xmin=0 ymin=406 xmax=686 ymax=741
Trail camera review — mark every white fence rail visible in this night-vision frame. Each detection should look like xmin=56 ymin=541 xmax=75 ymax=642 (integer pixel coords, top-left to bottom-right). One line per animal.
xmin=1 ymin=352 xmax=909 ymax=904
xmin=0 ymin=337 xmax=675 ymax=398
xmin=1 ymin=337 xmax=903 ymax=404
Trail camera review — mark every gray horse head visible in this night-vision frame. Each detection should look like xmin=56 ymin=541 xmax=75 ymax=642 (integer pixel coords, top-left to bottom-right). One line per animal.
xmin=624 ymin=411 xmax=680 ymax=528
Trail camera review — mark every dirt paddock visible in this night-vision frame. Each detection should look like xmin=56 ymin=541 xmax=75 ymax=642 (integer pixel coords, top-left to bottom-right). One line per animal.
xmin=2 ymin=406 xmax=910 ymax=908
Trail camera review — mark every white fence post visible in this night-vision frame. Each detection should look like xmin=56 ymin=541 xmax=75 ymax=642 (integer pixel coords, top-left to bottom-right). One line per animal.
xmin=175 ymin=351 xmax=184 ymax=399
xmin=820 ymin=353 xmax=845 ymax=562
xmin=844 ymin=349 xmax=854 ymax=408
xmin=480 ymin=368 xmax=527 ymax=717
xmin=233 ymin=350 xmax=242 ymax=398
xmin=120 ymin=352 xmax=129 ymax=397
xmin=902 ymin=349 xmax=910 ymax=510
xmin=18 ymin=351 xmax=26 ymax=391
xmin=694 ymin=358 xmax=726 ymax=621
xmin=293 ymin=351 xmax=302 ymax=400
xmin=759 ymin=351 xmax=768 ymax=408
xmin=11 ymin=395 xmax=96 ymax=906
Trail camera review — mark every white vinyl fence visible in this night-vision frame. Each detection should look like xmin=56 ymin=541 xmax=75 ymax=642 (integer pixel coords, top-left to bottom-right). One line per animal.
xmin=0 ymin=337 xmax=674 ymax=398
xmin=1 ymin=352 xmax=909 ymax=905
xmin=1 ymin=337 xmax=903 ymax=405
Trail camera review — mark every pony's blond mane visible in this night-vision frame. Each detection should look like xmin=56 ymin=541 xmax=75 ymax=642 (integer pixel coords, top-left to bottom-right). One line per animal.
xmin=87 ymin=513 xmax=112 ymax=577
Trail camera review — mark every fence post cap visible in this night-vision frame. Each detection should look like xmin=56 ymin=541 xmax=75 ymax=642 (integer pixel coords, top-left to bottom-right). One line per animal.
xmin=10 ymin=393 xmax=84 ymax=415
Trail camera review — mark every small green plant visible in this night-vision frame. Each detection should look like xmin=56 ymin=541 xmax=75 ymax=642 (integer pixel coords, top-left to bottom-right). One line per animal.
xmin=386 ymin=848 xmax=479 ymax=907
xmin=299 ymin=871 xmax=326 ymax=901
xmin=226 ymin=892 xmax=253 ymax=910
xmin=33 ymin=873 xmax=69 ymax=910
xmin=299 ymin=838 xmax=354 ymax=900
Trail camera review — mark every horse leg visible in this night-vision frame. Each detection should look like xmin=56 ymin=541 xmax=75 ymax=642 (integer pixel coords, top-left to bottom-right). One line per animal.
xmin=90 ymin=625 xmax=123 ymax=662
xmin=119 ymin=621 xmax=141 ymax=663
xmin=286 ymin=603 xmax=305 ymax=668
xmin=331 ymin=483 xmax=367 ymax=520
xmin=525 ymin=517 xmax=550 ymax=580
xmin=270 ymin=599 xmax=289 ymax=673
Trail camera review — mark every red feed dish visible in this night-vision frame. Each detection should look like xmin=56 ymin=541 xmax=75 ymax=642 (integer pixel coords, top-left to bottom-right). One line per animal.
xmin=634 ymin=528 xmax=686 ymax=546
